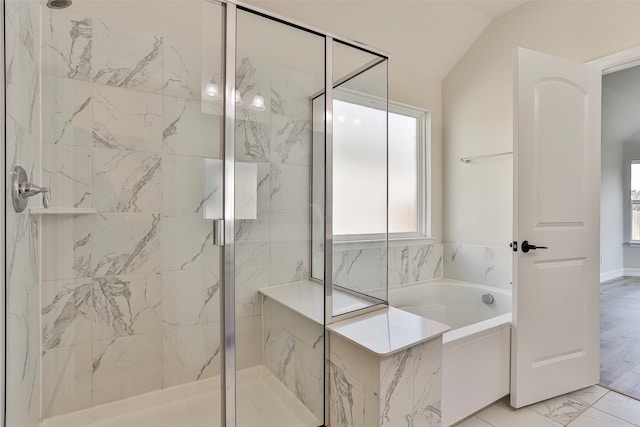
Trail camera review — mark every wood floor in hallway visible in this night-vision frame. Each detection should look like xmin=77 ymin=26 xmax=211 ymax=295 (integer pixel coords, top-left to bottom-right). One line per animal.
xmin=600 ymin=276 xmax=640 ymax=399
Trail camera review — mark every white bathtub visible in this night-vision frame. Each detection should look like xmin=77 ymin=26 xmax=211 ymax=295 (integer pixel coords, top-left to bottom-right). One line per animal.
xmin=389 ymin=279 xmax=512 ymax=426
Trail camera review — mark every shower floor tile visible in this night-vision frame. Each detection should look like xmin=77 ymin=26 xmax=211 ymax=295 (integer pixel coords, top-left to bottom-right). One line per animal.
xmin=39 ymin=365 xmax=321 ymax=427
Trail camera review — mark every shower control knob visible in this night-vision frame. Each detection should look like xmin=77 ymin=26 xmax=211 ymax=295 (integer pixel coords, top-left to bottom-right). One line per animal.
xmin=521 ymin=240 xmax=548 ymax=253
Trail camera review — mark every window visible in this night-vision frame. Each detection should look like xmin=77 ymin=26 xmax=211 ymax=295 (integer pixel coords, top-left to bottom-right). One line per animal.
xmin=332 ymin=98 xmax=429 ymax=240
xmin=632 ymin=162 xmax=640 ymax=241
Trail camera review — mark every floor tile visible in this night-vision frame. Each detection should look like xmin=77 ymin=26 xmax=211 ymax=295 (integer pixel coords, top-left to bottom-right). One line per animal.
xmin=454 ymin=416 xmax=494 ymax=426
xmin=568 ymin=407 xmax=637 ymax=427
xmin=476 ymin=398 xmax=562 ymax=427
xmin=593 ymin=391 xmax=640 ymax=426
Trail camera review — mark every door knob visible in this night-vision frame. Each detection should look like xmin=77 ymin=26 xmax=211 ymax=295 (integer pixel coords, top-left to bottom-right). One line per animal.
xmin=521 ymin=240 xmax=548 ymax=253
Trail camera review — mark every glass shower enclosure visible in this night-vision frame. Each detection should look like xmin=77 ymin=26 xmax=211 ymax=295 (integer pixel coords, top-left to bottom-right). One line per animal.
xmin=3 ymin=0 xmax=388 ymax=426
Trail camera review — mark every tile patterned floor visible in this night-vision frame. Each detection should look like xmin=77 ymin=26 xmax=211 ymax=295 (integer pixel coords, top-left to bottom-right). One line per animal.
xmin=455 ymin=386 xmax=640 ymax=427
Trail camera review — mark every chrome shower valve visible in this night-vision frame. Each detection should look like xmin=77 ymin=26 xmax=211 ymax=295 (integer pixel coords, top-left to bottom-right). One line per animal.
xmin=11 ymin=166 xmax=51 ymax=212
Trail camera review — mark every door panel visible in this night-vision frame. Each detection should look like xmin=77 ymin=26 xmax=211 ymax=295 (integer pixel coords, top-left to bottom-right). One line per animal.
xmin=512 ymin=47 xmax=601 ymax=408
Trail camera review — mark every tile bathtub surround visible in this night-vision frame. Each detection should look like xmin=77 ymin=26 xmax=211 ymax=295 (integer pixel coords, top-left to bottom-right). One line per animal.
xmin=38 ymin=9 xmax=318 ymax=420
xmin=443 ymin=243 xmax=512 ymax=290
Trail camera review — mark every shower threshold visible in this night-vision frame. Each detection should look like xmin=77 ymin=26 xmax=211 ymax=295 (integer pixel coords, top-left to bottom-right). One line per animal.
xmin=39 ymin=365 xmax=320 ymax=427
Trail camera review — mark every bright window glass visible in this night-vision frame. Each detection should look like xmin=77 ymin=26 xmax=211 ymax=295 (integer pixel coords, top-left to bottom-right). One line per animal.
xmin=333 ymin=100 xmax=425 ymax=237
xmin=632 ymin=162 xmax=640 ymax=240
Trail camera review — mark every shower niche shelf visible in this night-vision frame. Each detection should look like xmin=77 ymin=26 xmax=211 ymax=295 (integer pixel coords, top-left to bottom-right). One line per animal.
xmin=30 ymin=207 xmax=96 ymax=215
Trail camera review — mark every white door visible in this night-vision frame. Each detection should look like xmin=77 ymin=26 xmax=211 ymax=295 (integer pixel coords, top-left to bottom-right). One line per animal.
xmin=511 ymin=47 xmax=601 ymax=408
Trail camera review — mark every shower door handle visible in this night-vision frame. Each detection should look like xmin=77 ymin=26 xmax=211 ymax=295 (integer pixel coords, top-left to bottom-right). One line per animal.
xmin=521 ymin=240 xmax=548 ymax=253
xmin=213 ymin=219 xmax=224 ymax=247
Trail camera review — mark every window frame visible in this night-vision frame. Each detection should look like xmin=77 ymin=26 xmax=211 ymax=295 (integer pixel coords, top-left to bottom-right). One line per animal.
xmin=331 ymin=92 xmax=431 ymax=243
xmin=630 ymin=160 xmax=640 ymax=244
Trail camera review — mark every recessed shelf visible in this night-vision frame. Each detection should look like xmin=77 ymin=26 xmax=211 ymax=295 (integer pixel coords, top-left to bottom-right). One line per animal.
xmin=30 ymin=207 xmax=96 ymax=215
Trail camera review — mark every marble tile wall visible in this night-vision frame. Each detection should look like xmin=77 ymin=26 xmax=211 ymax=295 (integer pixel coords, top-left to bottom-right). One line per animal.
xmin=262 ymin=296 xmax=324 ymax=420
xmin=5 ymin=0 xmax=42 ymax=425
xmin=329 ymin=333 xmax=443 ymax=427
xmin=442 ymin=243 xmax=512 ymax=290
xmin=38 ymin=8 xmax=317 ymax=419
xmin=37 ymin=9 xmax=223 ymax=418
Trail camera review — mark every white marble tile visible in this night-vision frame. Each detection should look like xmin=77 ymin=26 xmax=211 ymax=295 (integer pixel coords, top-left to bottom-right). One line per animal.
xmin=270 ymin=240 xmax=310 ymax=286
xmin=294 ymin=336 xmax=325 ymax=420
xmin=6 ymin=115 xmax=39 ymax=195
xmin=6 ymin=0 xmax=39 ymax=62
xmin=42 ymin=74 xmax=92 ymax=147
xmin=6 ymin=22 xmax=39 ymax=134
xmin=92 ymin=332 xmax=163 ymax=405
xmin=236 ymin=263 xmax=270 ymax=317
xmin=484 ymin=246 xmax=512 ymax=289
xmin=270 ymin=163 xmax=309 ymax=213
xmin=270 ymin=115 xmax=311 ymax=166
xmin=162 ymin=269 xmax=219 ymax=327
xmin=6 ymin=286 xmax=40 ymax=427
xmin=270 ymin=65 xmax=313 ymax=120
xmin=161 ymin=213 xmax=217 ymax=271
xmin=92 ymin=213 xmax=162 ymax=276
xmin=42 ymin=343 xmax=92 ymax=417
xmin=93 ymin=20 xmax=163 ymax=93
xmin=455 ymin=417 xmax=494 ymax=427
xmin=6 ymin=209 xmax=39 ymax=307
xmin=42 ymin=279 xmax=92 ymax=351
xmin=529 ymin=393 xmax=591 ymax=424
xmin=529 ymin=385 xmax=609 ymax=425
xmin=236 ymin=109 xmax=271 ymax=162
xmin=42 ymin=144 xmax=92 ymax=208
xmin=163 ymin=96 xmax=221 ymax=158
xmin=41 ymin=214 xmax=92 ymax=281
xmin=410 ymin=243 xmax=443 ymax=284
xmin=235 ymin=315 xmax=263 ymax=370
xmin=163 ymin=39 xmax=201 ymax=100
xmin=593 ymin=391 xmax=640 ymax=425
xmin=93 ymin=84 xmax=163 ymax=153
xmin=162 ymin=154 xmax=211 ymax=215
xmin=413 ymin=339 xmax=443 ymax=427
xmin=380 ymin=349 xmax=414 ymax=426
xmin=569 ymin=407 xmax=637 ymax=427
xmin=93 ymin=148 xmax=161 ymax=213
xmin=476 ymin=398 xmax=562 ymax=427
xmin=163 ymin=323 xmax=220 ymax=387
xmin=92 ymin=274 xmax=162 ymax=340
xmin=335 ymin=246 xmax=386 ymax=299
xmin=42 ymin=9 xmax=91 ymax=81
xmin=388 ymin=245 xmax=411 ymax=286
xmin=443 ymin=243 xmax=487 ymax=284
xmin=329 ymin=334 xmax=380 ymax=427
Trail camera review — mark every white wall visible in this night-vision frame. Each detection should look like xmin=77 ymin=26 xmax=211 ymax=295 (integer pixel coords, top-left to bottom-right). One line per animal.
xmin=601 ymin=134 xmax=625 ymax=277
xmin=443 ymin=0 xmax=640 ymax=247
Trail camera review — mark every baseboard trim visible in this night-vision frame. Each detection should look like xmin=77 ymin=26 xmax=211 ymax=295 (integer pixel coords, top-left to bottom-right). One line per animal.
xmin=601 ymin=269 xmax=624 ymax=282
xmin=601 ymin=268 xmax=640 ymax=282
xmin=624 ymin=268 xmax=640 ymax=277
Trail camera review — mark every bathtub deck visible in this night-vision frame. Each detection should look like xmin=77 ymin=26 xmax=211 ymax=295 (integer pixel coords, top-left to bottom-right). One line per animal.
xmin=600 ymin=276 xmax=640 ymax=400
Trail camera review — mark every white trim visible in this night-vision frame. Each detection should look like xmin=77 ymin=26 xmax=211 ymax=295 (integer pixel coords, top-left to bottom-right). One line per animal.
xmin=1 ymin=2 xmax=5 ymax=425
xmin=587 ymin=46 xmax=640 ymax=75
xmin=600 ymin=268 xmax=624 ymax=282
xmin=624 ymin=268 xmax=640 ymax=277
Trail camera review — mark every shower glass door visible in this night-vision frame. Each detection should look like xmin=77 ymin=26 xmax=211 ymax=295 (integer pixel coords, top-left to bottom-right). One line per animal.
xmin=233 ymin=8 xmax=325 ymax=427
xmin=5 ymin=0 xmax=225 ymax=425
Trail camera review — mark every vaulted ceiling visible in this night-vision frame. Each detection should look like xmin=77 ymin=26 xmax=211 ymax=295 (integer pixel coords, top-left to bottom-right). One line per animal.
xmin=243 ymin=0 xmax=528 ymax=80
